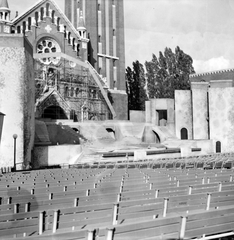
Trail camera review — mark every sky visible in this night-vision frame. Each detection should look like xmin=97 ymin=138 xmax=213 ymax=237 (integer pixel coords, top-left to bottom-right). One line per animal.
xmin=8 ymin=0 xmax=234 ymax=74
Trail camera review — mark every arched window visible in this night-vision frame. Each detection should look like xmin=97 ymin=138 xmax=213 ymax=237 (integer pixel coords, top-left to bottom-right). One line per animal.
xmin=181 ymin=128 xmax=188 ymax=140
xmin=77 ymin=44 xmax=80 ymax=56
xmin=51 ymin=10 xmax=55 ymax=23
xmin=28 ymin=17 xmax=31 ymax=31
xmin=46 ymin=3 xmax=50 ymax=17
xmin=40 ymin=7 xmax=44 ymax=21
xmin=36 ymin=37 xmax=61 ymax=65
xmin=57 ymin=17 xmax=60 ymax=31
xmin=35 ymin=12 xmax=39 ymax=26
xmin=93 ymin=89 xmax=97 ymax=99
xmin=64 ymin=26 xmax=67 ymax=38
xmin=17 ymin=25 xmax=21 ymax=33
xmin=68 ymin=32 xmax=71 ymax=44
xmin=70 ymin=87 xmax=74 ymax=97
xmin=70 ymin=110 xmax=77 ymax=121
xmin=216 ymin=141 xmax=221 ymax=153
xmin=22 ymin=21 xmax=26 ymax=34
xmin=75 ymin=88 xmax=79 ymax=97
xmin=64 ymin=86 xmax=69 ymax=97
xmin=72 ymin=38 xmax=76 ymax=50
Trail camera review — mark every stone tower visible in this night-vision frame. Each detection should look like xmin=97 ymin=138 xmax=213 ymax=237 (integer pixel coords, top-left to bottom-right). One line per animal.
xmin=65 ymin=0 xmax=127 ymax=119
xmin=0 ymin=0 xmax=12 ymax=33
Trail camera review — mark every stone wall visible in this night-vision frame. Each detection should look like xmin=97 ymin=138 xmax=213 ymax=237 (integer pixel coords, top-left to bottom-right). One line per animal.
xmin=0 ymin=34 xmax=35 ymax=169
xmin=209 ymin=87 xmax=234 ymax=153
xmin=33 ymin=145 xmax=82 ymax=168
xmin=109 ymin=89 xmax=128 ymax=120
xmin=175 ymin=90 xmax=193 ymax=140
xmin=24 ymin=40 xmax=35 ymax=168
xmin=191 ymin=82 xmax=209 ymax=139
xmin=145 ymin=99 xmax=175 ymax=131
xmin=130 ymin=110 xmax=145 ymax=123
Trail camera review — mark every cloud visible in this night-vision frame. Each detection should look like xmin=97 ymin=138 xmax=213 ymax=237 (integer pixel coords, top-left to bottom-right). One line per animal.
xmin=193 ymin=56 xmax=231 ymax=73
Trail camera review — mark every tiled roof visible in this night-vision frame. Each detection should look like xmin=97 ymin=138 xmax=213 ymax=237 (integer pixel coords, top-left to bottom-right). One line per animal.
xmin=190 ymin=68 xmax=234 ymax=78
xmin=12 ymin=0 xmax=81 ymax=40
xmin=0 ymin=0 xmax=9 ymax=9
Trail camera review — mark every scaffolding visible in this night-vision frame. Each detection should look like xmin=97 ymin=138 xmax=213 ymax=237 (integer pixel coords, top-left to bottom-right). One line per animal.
xmin=34 ymin=52 xmax=115 ymax=121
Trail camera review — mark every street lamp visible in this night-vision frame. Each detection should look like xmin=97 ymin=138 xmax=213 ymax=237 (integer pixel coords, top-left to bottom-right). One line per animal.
xmin=13 ymin=134 xmax=18 ymax=171
xmin=0 ymin=112 xmax=5 ymax=144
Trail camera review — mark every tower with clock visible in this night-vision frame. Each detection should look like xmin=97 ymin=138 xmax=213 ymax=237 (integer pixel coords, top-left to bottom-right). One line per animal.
xmin=0 ymin=0 xmax=12 ymax=34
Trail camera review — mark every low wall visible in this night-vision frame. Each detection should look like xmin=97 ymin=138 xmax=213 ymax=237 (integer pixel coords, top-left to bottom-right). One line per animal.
xmin=130 ymin=110 xmax=145 ymax=123
xmin=163 ymin=139 xmax=214 ymax=155
xmin=33 ymin=145 xmax=82 ymax=168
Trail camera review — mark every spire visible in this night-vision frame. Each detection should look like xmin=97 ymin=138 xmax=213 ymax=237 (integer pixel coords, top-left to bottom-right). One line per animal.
xmin=0 ymin=0 xmax=12 ymax=33
xmin=0 ymin=0 xmax=9 ymax=10
xmin=0 ymin=0 xmax=10 ymax=22
xmin=77 ymin=11 xmax=86 ymax=38
xmin=77 ymin=11 xmax=86 ymax=31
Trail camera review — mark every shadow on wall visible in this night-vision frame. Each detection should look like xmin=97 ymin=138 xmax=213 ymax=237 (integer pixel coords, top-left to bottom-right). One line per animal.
xmin=33 ymin=146 xmax=49 ymax=168
xmin=106 ymin=128 xmax=115 ymax=139
xmin=46 ymin=124 xmax=80 ymax=145
xmin=87 ymin=33 xmax=96 ymax=67
xmin=152 ymin=130 xmax=161 ymax=143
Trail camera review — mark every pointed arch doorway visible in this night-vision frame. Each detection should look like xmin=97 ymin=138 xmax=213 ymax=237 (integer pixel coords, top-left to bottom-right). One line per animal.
xmin=42 ymin=105 xmax=68 ymax=119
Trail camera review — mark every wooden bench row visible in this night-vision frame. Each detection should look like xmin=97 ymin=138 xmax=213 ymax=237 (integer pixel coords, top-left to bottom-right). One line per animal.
xmin=0 ymin=166 xmax=234 ymax=239
xmin=3 ymin=203 xmax=234 ymax=240
xmin=0 ymin=168 xmax=233 ymax=189
xmin=1 ymin=172 xmax=233 ymax=208
xmin=1 ymin=181 xmax=234 ymax=230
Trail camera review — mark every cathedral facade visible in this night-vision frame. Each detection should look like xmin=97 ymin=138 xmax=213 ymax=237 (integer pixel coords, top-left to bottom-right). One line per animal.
xmin=8 ymin=0 xmax=127 ymax=121
xmin=0 ymin=0 xmax=127 ymax=168
xmin=65 ymin=0 xmax=126 ymax=91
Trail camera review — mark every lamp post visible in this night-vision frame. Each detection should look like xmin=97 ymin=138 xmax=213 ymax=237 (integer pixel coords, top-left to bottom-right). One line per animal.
xmin=0 ymin=112 xmax=5 ymax=144
xmin=13 ymin=134 xmax=18 ymax=172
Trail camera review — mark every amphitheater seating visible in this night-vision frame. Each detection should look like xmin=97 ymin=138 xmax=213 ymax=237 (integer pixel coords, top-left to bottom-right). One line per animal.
xmin=0 ymin=153 xmax=234 ymax=239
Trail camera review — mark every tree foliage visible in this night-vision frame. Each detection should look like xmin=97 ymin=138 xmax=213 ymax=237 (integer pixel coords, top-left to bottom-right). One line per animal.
xmin=145 ymin=46 xmax=195 ymax=98
xmin=126 ymin=60 xmax=148 ymax=111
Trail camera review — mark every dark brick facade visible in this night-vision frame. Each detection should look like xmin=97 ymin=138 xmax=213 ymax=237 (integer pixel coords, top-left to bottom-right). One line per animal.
xmin=65 ymin=0 xmax=128 ymax=119
xmin=11 ymin=0 xmax=113 ymax=121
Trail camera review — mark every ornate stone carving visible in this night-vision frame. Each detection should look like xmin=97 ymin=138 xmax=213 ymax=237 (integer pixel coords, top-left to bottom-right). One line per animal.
xmin=37 ymin=37 xmax=61 ymax=65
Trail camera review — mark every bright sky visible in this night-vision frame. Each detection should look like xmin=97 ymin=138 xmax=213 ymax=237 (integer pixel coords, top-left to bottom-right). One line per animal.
xmin=9 ymin=0 xmax=234 ymax=73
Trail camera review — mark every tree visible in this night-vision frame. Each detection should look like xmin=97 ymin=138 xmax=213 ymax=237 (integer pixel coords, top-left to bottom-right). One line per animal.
xmin=126 ymin=60 xmax=148 ymax=111
xmin=145 ymin=46 xmax=195 ymax=99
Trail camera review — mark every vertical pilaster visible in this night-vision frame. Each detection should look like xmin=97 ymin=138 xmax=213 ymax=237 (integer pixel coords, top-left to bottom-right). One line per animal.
xmin=191 ymin=82 xmax=209 ymax=139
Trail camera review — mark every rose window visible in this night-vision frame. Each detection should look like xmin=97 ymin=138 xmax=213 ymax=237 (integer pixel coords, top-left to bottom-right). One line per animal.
xmin=37 ymin=38 xmax=61 ymax=65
